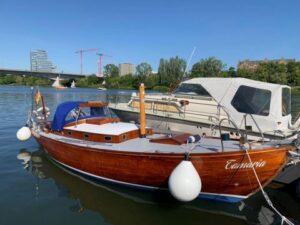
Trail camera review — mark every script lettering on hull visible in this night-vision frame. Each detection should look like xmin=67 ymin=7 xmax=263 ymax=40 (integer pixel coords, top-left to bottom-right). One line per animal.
xmin=225 ymin=159 xmax=266 ymax=170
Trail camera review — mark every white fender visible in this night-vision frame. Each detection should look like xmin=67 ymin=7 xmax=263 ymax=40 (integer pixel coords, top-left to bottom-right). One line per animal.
xmin=168 ymin=160 xmax=202 ymax=202
xmin=16 ymin=126 xmax=32 ymax=141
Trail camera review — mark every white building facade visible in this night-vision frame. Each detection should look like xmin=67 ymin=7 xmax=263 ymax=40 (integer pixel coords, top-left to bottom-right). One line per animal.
xmin=30 ymin=50 xmax=54 ymax=72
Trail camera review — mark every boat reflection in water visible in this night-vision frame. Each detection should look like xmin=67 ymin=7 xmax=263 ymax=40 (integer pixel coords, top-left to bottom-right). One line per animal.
xmin=17 ymin=149 xmax=300 ymax=225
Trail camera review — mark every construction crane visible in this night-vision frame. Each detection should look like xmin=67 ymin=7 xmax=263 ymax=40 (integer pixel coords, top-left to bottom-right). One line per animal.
xmin=75 ymin=48 xmax=99 ymax=75
xmin=96 ymin=53 xmax=112 ymax=77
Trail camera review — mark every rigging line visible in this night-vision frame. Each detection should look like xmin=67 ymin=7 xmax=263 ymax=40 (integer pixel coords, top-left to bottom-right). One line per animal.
xmin=223 ymin=151 xmax=248 ymax=191
xmin=244 ymin=148 xmax=294 ymax=225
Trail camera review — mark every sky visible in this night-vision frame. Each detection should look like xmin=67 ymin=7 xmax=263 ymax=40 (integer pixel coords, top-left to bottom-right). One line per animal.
xmin=0 ymin=0 xmax=299 ymax=74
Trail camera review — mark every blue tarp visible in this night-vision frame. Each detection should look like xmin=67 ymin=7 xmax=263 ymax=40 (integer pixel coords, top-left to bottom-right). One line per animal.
xmin=51 ymin=101 xmax=86 ymax=131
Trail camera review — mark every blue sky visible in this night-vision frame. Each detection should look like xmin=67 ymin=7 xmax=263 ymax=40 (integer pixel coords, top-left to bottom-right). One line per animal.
xmin=0 ymin=0 xmax=299 ymax=74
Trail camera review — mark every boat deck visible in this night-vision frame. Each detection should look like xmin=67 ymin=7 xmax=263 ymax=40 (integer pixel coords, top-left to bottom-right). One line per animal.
xmin=43 ymin=131 xmax=282 ymax=154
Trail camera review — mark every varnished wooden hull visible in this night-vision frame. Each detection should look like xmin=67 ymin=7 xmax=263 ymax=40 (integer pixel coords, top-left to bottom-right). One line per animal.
xmin=35 ymin=134 xmax=292 ymax=202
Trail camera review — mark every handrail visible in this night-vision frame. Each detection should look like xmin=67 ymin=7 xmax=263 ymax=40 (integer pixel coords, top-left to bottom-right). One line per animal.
xmin=243 ymin=114 xmax=265 ymax=143
xmin=107 ymin=93 xmax=266 ymax=142
xmin=218 ymin=118 xmax=242 ymax=152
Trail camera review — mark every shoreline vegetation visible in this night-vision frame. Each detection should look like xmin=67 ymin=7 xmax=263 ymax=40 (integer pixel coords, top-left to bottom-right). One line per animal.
xmin=1 ymin=57 xmax=300 ymax=94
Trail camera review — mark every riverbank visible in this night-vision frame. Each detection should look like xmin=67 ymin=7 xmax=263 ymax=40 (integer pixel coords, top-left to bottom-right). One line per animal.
xmin=2 ymin=73 xmax=300 ymax=94
xmin=0 ymin=74 xmax=170 ymax=92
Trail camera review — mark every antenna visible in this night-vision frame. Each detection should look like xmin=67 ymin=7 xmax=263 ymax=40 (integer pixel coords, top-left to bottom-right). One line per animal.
xmin=183 ymin=47 xmax=197 ymax=79
xmin=168 ymin=47 xmax=197 ymax=93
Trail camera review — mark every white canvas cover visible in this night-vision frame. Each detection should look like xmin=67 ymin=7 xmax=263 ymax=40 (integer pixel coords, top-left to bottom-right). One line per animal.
xmin=183 ymin=78 xmax=291 ymax=133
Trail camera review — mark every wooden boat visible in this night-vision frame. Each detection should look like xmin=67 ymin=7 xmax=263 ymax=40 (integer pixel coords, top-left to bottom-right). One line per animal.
xmin=18 ymin=149 xmax=292 ymax=225
xmin=18 ymin=85 xmax=299 ymax=203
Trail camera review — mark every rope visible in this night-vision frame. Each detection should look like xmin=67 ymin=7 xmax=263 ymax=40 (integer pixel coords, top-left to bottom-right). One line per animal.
xmin=244 ymin=148 xmax=294 ymax=225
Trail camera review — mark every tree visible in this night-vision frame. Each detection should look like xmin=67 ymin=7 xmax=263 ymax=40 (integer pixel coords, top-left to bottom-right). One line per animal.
xmin=158 ymin=59 xmax=167 ymax=85
xmin=191 ymin=57 xmax=225 ymax=77
xmin=256 ymin=62 xmax=287 ymax=84
xmin=286 ymin=61 xmax=300 ymax=86
xmin=104 ymin=64 xmax=119 ymax=77
xmin=86 ymin=75 xmax=100 ymax=85
xmin=120 ymin=74 xmax=138 ymax=89
xmin=158 ymin=56 xmax=186 ymax=87
xmin=136 ymin=63 xmax=152 ymax=77
xmin=236 ymin=68 xmax=256 ymax=79
xmin=145 ymin=74 xmax=159 ymax=89
xmin=228 ymin=67 xmax=236 ymax=77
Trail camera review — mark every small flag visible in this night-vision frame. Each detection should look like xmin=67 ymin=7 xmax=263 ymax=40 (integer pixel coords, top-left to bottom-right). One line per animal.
xmin=35 ymin=89 xmax=41 ymax=106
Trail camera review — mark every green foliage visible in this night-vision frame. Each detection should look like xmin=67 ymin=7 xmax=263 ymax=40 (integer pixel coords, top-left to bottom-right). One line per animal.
xmin=76 ymin=75 xmax=101 ymax=88
xmin=291 ymin=87 xmax=300 ymax=95
xmin=191 ymin=57 xmax=225 ymax=77
xmin=0 ymin=74 xmax=51 ymax=86
xmin=287 ymin=61 xmax=300 ymax=86
xmin=236 ymin=68 xmax=256 ymax=79
xmin=0 ymin=75 xmax=17 ymax=84
xmin=104 ymin=73 xmax=160 ymax=90
xmin=228 ymin=67 xmax=237 ymax=77
xmin=152 ymin=86 xmax=169 ymax=92
xmin=236 ymin=61 xmax=300 ymax=85
xmin=144 ymin=74 xmax=159 ymax=89
xmin=105 ymin=76 xmax=121 ymax=89
xmin=158 ymin=56 xmax=186 ymax=87
xmin=2 ymin=58 xmax=300 ymax=90
xmin=136 ymin=63 xmax=152 ymax=77
xmin=104 ymin=64 xmax=119 ymax=77
xmin=120 ymin=74 xmax=137 ymax=89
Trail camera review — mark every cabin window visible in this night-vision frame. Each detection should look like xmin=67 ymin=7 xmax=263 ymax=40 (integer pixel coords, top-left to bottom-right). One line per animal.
xmin=67 ymin=131 xmax=72 ymax=136
xmin=122 ymin=134 xmax=127 ymax=140
xmin=174 ymin=83 xmax=211 ymax=97
xmin=282 ymin=88 xmax=291 ymax=116
xmin=105 ymin=136 xmax=112 ymax=141
xmin=231 ymin=85 xmax=271 ymax=116
xmin=66 ymin=107 xmax=87 ymax=121
xmin=91 ymin=107 xmax=105 ymax=116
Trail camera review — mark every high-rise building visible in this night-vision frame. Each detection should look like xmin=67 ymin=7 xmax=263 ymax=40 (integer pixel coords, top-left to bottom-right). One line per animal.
xmin=30 ymin=50 xmax=54 ymax=72
xmin=119 ymin=63 xmax=134 ymax=76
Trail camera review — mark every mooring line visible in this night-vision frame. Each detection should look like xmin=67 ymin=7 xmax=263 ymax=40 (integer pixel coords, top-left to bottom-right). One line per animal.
xmin=244 ymin=148 xmax=294 ymax=225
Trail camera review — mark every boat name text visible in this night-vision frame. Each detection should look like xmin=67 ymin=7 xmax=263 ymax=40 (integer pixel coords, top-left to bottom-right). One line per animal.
xmin=225 ymin=159 xmax=266 ymax=170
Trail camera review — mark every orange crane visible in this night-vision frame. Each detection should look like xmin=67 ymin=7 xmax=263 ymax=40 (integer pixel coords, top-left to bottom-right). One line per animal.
xmin=96 ymin=52 xmax=112 ymax=77
xmin=75 ymin=48 xmax=99 ymax=75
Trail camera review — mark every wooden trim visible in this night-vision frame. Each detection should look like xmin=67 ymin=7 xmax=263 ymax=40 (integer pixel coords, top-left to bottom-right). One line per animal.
xmin=150 ymin=133 xmax=191 ymax=145
xmin=64 ymin=117 xmax=120 ymax=127
xmin=79 ymin=101 xmax=108 ymax=108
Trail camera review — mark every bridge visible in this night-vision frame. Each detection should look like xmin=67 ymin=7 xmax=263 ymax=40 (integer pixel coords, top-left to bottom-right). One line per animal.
xmin=0 ymin=68 xmax=87 ymax=79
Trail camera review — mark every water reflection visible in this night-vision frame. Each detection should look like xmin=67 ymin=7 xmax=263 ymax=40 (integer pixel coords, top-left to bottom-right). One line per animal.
xmin=16 ymin=149 xmax=299 ymax=225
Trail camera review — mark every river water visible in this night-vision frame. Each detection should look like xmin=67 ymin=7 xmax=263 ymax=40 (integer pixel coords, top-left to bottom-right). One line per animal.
xmin=0 ymin=85 xmax=299 ymax=225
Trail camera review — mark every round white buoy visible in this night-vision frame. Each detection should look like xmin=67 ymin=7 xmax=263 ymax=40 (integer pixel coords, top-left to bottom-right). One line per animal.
xmin=168 ymin=160 xmax=202 ymax=202
xmin=16 ymin=126 xmax=32 ymax=141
